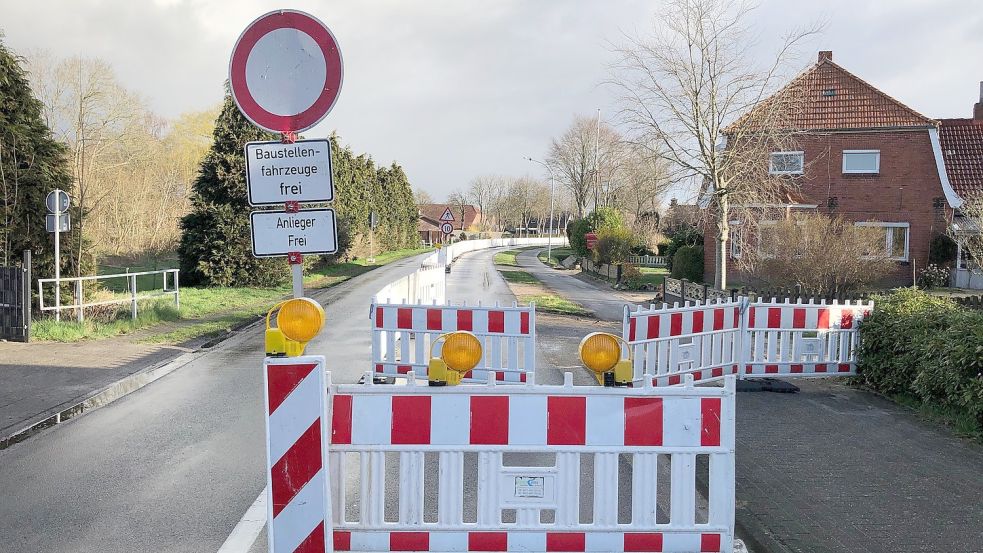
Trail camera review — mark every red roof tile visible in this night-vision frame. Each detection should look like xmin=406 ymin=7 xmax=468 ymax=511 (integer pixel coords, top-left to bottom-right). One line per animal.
xmin=418 ymin=203 xmax=480 ymax=230
xmin=938 ymin=118 xmax=983 ymax=201
xmin=731 ymin=55 xmax=935 ymax=131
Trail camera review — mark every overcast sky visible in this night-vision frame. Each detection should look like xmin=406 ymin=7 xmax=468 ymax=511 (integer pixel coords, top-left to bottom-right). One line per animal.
xmin=2 ymin=0 xmax=982 ymax=202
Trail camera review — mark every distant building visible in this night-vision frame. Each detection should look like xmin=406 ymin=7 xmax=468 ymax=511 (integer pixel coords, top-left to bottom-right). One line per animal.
xmin=417 ymin=203 xmax=482 ymax=245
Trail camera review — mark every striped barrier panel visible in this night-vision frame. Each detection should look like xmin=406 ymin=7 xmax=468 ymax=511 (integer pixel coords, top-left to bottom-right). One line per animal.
xmin=623 ymin=300 xmax=744 ymax=387
xmin=328 ymin=372 xmax=737 ymax=552
xmin=742 ymin=299 xmax=873 ymax=376
xmin=371 ymin=302 xmax=535 ymax=383
xmin=263 ymin=355 xmax=331 ymax=553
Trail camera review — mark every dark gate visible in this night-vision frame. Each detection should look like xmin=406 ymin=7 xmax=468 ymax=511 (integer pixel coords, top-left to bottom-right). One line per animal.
xmin=0 ymin=251 xmax=30 ymax=342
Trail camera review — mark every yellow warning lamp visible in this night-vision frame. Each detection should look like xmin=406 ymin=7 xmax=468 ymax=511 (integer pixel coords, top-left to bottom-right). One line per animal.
xmin=579 ymin=332 xmax=633 ymax=387
xmin=428 ymin=331 xmax=482 ymax=386
xmin=265 ymin=298 xmax=325 ymax=357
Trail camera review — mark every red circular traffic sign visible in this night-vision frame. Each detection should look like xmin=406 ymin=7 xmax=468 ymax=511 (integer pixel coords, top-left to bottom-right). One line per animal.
xmin=229 ymin=10 xmax=343 ymax=133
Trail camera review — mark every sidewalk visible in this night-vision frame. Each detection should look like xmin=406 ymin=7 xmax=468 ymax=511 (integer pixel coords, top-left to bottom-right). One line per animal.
xmin=516 ymin=248 xmax=983 ymax=553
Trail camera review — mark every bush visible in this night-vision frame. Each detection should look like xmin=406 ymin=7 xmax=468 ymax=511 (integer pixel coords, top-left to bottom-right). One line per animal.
xmin=586 ymin=206 xmax=623 ymax=232
xmin=671 ymin=245 xmax=704 ymax=281
xmin=929 ymin=234 xmax=957 ymax=267
xmin=663 ymin=225 xmax=704 ymax=270
xmin=593 ymin=227 xmax=637 ymax=265
xmin=621 ymin=263 xmax=643 ymax=288
xmin=857 ymin=288 xmax=983 ymax=433
xmin=567 ymin=218 xmax=591 ymax=257
xmin=918 ymin=264 xmax=950 ymax=289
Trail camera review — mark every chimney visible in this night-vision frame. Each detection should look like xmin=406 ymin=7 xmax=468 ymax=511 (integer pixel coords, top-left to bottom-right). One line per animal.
xmin=818 ymin=50 xmax=833 ymax=63
xmin=975 ymin=81 xmax=983 ymax=120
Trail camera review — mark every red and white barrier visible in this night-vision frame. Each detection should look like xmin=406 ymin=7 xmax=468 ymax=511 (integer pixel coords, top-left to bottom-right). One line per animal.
xmin=623 ymin=300 xmax=744 ymax=387
xmin=623 ymin=298 xmax=874 ymax=386
xmin=371 ymin=302 xmax=536 ymax=383
xmin=327 ymin=372 xmax=736 ymax=552
xmin=263 ymin=356 xmax=331 ymax=553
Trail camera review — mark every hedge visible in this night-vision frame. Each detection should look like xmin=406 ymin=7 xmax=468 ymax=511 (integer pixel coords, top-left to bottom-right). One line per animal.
xmin=857 ymin=288 xmax=983 ymax=434
xmin=670 ymin=245 xmax=704 ymax=282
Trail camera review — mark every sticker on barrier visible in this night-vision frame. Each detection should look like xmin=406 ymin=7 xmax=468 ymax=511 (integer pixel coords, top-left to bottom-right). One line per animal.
xmin=371 ymin=301 xmax=536 ymax=383
xmin=326 ymin=372 xmax=736 ymax=552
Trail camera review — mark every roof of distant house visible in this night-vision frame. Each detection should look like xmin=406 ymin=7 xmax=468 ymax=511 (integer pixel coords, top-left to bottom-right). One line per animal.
xmin=418 ymin=203 xmax=480 ymax=230
xmin=938 ymin=118 xmax=983 ymax=201
xmin=730 ymin=51 xmax=935 ymax=132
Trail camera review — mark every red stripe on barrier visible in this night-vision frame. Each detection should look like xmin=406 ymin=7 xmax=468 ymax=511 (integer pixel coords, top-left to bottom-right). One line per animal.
xmin=701 ymin=533 xmax=722 ymax=552
xmin=392 ymin=396 xmax=431 ymax=444
xmin=546 ymin=532 xmax=586 ymax=551
xmin=793 ymin=308 xmax=806 ymax=329
xmin=271 ymin=419 xmax=322 ymax=517
xmin=458 ymin=310 xmax=473 ymax=331
xmin=470 ymin=396 xmax=509 ymax=444
xmin=331 ymin=394 xmax=352 ymax=445
xmin=838 ymin=363 xmax=852 ymax=373
xmin=625 ymin=397 xmax=663 ymax=446
xmin=815 ymin=363 xmax=828 ymax=373
xmin=296 ymin=521 xmax=325 ymax=553
xmin=765 ymin=364 xmax=779 ymax=374
xmin=790 ymin=364 xmax=804 ymax=374
xmin=427 ymin=308 xmax=442 ymax=330
xmin=668 ymin=374 xmax=681 ymax=385
xmin=625 ymin=532 xmax=663 ymax=552
xmin=670 ymin=312 xmax=682 ymax=336
xmin=521 ymin=312 xmax=530 ymax=334
xmin=519 ymin=373 xmax=527 ymax=383
xmin=390 ymin=532 xmax=429 ymax=551
xmin=647 ymin=315 xmax=660 ymax=339
xmin=495 ymin=371 xmax=505 ymax=381
xmin=629 ymin=317 xmax=637 ymax=341
xmin=712 ymin=367 xmax=723 ymax=378
xmin=767 ymin=307 xmax=781 ymax=329
xmin=693 ymin=371 xmax=702 ymax=381
xmin=333 ymin=530 xmax=351 ymax=551
xmin=817 ymin=308 xmax=830 ymax=329
xmin=747 ymin=307 xmax=755 ymax=328
xmin=489 ymin=311 xmax=505 ymax=333
xmin=841 ymin=310 xmax=854 ymax=329
xmin=468 ymin=532 xmax=508 ymax=551
xmin=732 ymin=364 xmax=739 ymax=374
xmin=374 ymin=364 xmax=384 ymax=373
xmin=701 ymin=397 xmax=721 ymax=446
xmin=713 ymin=308 xmax=724 ymax=331
xmin=375 ymin=306 xmax=384 ymax=328
xmin=267 ymin=363 xmax=318 ymax=415
xmin=547 ymin=396 xmax=586 ymax=445
xmin=693 ymin=310 xmax=704 ymax=333
xmin=397 ymin=307 xmax=412 ymax=329
xmin=397 ymin=365 xmax=412 ymax=374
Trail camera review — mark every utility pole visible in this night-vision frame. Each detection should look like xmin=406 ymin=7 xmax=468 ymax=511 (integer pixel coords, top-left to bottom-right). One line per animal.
xmin=593 ymin=108 xmax=601 ymax=212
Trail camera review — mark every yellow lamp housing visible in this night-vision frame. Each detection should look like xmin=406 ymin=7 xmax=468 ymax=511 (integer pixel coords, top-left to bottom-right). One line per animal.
xmin=579 ymin=332 xmax=633 ymax=387
xmin=428 ymin=331 xmax=482 ymax=386
xmin=265 ymin=298 xmax=325 ymax=357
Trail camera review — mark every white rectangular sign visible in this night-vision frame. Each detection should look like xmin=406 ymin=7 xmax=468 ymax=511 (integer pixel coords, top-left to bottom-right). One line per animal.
xmin=250 ymin=208 xmax=338 ymax=257
xmin=245 ymin=139 xmax=334 ymax=206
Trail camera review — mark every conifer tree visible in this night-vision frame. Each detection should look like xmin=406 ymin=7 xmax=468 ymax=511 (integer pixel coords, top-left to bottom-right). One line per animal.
xmin=178 ymin=88 xmax=282 ymax=286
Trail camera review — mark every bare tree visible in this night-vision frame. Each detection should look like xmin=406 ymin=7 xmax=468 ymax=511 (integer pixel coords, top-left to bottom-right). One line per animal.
xmin=413 ymin=188 xmax=433 ymax=205
xmin=467 ymin=176 xmax=498 ymax=232
xmin=547 ymin=115 xmax=623 ymax=217
xmin=612 ymin=0 xmax=821 ymax=288
xmin=613 ymin=143 xmax=672 ymax=232
xmin=951 ymin=194 xmax=983 ymax=273
xmin=446 ymin=189 xmax=470 ymax=230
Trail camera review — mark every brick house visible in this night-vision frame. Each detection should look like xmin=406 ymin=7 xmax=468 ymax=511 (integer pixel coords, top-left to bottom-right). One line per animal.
xmin=704 ymin=51 xmax=963 ymax=286
xmin=417 ymin=203 xmax=481 ymax=245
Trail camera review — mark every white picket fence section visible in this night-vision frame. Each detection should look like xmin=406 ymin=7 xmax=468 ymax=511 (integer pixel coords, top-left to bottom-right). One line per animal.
xmin=623 ymin=298 xmax=874 ymax=386
xmin=371 ymin=302 xmax=536 ymax=383
xmin=327 ymin=372 xmax=736 ymax=553
xmin=627 ymin=255 xmax=668 ymax=267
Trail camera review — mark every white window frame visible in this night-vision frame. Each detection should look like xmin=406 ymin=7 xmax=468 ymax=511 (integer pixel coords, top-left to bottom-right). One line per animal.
xmin=769 ymin=151 xmax=804 ymax=175
xmin=842 ymin=150 xmax=880 ymax=174
xmin=729 ymin=221 xmax=742 ymax=258
xmin=855 ymin=221 xmax=909 ymax=261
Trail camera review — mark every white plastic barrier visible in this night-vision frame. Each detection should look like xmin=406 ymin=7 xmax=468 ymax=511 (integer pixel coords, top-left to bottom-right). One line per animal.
xmin=327 ymin=372 xmax=736 ymax=553
xmin=623 ymin=298 xmax=874 ymax=386
xmin=371 ymin=302 xmax=536 ymax=383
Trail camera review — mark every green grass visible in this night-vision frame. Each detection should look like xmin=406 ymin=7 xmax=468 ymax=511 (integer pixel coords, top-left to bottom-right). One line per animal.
xmin=525 ymin=294 xmax=591 ymax=316
xmin=32 ymin=299 xmax=183 ymax=342
xmin=635 ymin=267 xmax=669 ymax=288
xmin=499 ymin=270 xmax=539 ymax=285
xmin=493 ymin=250 xmax=522 ymax=266
xmin=537 ymin=247 xmax=574 ymax=268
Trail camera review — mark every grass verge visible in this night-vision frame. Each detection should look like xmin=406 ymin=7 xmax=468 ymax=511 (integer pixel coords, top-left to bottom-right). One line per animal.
xmin=493 ymin=250 xmax=523 ymax=267
xmin=537 ymin=247 xmax=574 ymax=268
xmin=524 ymin=294 xmax=591 ymax=316
xmin=887 ymin=391 xmax=983 ymax=443
xmin=499 ymin=270 xmax=540 ymax=285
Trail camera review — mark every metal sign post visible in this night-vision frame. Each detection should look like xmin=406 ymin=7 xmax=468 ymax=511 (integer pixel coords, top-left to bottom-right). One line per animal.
xmin=45 ymin=189 xmax=70 ymax=322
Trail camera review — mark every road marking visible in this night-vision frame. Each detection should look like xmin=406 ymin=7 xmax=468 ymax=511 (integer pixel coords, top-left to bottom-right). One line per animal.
xmin=217 ymin=489 xmax=266 ymax=553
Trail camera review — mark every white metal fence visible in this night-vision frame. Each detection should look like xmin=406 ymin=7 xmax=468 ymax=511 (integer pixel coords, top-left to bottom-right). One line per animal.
xmin=627 ymin=254 xmax=668 ymax=267
xmin=38 ymin=269 xmax=180 ymax=322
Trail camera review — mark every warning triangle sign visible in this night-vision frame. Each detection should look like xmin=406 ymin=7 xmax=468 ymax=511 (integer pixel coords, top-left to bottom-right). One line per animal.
xmin=439 ymin=207 xmax=455 ymax=222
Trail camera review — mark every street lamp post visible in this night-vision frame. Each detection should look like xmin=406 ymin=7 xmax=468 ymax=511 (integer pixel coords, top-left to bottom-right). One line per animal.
xmin=526 ymin=157 xmax=556 ymax=262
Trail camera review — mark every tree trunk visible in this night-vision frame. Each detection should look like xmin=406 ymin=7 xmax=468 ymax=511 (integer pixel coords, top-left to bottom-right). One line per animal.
xmin=715 ymin=196 xmax=729 ymax=289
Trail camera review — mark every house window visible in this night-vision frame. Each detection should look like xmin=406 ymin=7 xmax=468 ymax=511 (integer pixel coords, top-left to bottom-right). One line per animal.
xmin=855 ymin=222 xmax=909 ymax=261
xmin=769 ymin=151 xmax=804 ymax=175
xmin=842 ymin=150 xmax=880 ymax=174
xmin=730 ymin=223 xmax=742 ymax=258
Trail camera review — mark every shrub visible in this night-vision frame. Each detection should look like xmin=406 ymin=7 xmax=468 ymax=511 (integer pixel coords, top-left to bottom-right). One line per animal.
xmin=621 ymin=263 xmax=643 ymax=288
xmin=567 ymin=218 xmax=591 ymax=257
xmin=663 ymin=225 xmax=704 ymax=270
xmin=857 ymin=288 xmax=983 ymax=433
xmin=593 ymin=227 xmax=637 ymax=265
xmin=586 ymin=206 xmax=623 ymax=232
xmin=671 ymin=245 xmax=704 ymax=281
xmin=918 ymin=264 xmax=950 ymax=289
xmin=929 ymin=234 xmax=957 ymax=267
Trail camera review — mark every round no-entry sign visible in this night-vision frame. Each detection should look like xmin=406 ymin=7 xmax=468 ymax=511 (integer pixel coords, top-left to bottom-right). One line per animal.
xmin=229 ymin=10 xmax=343 ymax=133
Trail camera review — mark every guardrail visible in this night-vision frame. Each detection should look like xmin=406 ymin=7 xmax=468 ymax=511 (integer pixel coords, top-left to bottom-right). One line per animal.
xmin=38 ymin=269 xmax=180 ymax=322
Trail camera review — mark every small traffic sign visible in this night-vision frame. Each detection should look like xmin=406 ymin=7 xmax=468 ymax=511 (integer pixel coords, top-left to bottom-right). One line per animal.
xmin=585 ymin=232 xmax=598 ymax=249
xmin=46 ymin=213 xmax=71 ymax=233
xmin=46 ymin=190 xmax=70 ymax=214
xmin=250 ymin=208 xmax=338 ymax=257
xmin=245 ymin=139 xmax=334 ymax=206
xmin=439 ymin=207 xmax=455 ymax=222
xmin=440 ymin=222 xmax=454 ymax=235
xmin=229 ymin=10 xmax=343 ymax=133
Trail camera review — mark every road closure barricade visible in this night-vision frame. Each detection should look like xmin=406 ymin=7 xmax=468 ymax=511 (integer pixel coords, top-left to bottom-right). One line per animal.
xmin=371 ymin=301 xmax=536 ymax=383
xmin=622 ymin=298 xmax=874 ymax=386
xmin=327 ymin=371 xmax=736 ymax=552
